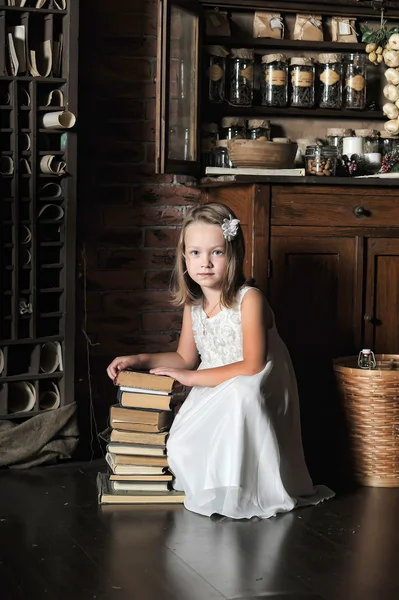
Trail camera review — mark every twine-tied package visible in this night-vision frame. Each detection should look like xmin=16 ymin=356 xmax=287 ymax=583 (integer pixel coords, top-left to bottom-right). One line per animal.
xmin=293 ymin=14 xmax=323 ymax=41
xmin=205 ymin=10 xmax=231 ymax=36
xmin=253 ymin=12 xmax=284 ymax=39
xmin=331 ymin=17 xmax=358 ymax=43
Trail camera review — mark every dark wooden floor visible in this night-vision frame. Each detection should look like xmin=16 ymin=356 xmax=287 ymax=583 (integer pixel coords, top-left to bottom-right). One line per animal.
xmin=0 ymin=461 xmax=398 ymax=600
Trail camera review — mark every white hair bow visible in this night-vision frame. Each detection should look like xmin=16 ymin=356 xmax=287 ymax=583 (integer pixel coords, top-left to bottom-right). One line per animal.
xmin=221 ymin=215 xmax=240 ymax=241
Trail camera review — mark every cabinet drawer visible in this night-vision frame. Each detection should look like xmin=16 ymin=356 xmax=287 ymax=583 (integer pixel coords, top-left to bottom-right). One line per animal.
xmin=272 ymin=190 xmax=399 ymax=227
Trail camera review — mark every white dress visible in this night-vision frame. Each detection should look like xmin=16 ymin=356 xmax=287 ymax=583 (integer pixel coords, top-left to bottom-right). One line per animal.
xmin=167 ymin=286 xmax=334 ymax=519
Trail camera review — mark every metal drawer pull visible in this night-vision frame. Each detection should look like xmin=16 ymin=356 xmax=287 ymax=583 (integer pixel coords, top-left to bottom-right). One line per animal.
xmin=354 ymin=206 xmax=370 ymax=217
xmin=364 ymin=314 xmax=373 ymax=322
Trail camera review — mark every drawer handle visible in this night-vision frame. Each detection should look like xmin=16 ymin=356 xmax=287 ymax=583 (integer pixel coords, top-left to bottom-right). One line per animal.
xmin=354 ymin=206 xmax=370 ymax=218
xmin=364 ymin=314 xmax=373 ymax=322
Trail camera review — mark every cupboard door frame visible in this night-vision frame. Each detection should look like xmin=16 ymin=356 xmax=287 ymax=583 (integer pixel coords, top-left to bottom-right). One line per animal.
xmin=156 ymin=0 xmax=202 ymax=175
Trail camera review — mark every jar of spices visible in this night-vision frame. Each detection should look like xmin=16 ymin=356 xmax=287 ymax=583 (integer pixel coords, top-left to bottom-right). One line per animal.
xmin=318 ymin=53 xmax=342 ymax=109
xmin=201 ymin=123 xmax=219 ymax=167
xmin=229 ymin=48 xmax=254 ymax=106
xmin=290 ymin=57 xmax=315 ymax=108
xmin=207 ymin=45 xmax=229 ymax=103
xmin=305 ymin=145 xmax=337 ymax=176
xmin=247 ymin=119 xmax=270 ymax=141
xmin=327 ymin=128 xmax=354 ymax=157
xmin=355 ymin=129 xmax=380 ymax=153
xmin=213 ymin=140 xmax=232 ymax=168
xmin=343 ymin=53 xmax=367 ymax=110
xmin=221 ymin=117 xmax=246 ymax=140
xmin=379 ymin=132 xmax=398 ymax=157
xmin=260 ymin=54 xmax=288 ymax=107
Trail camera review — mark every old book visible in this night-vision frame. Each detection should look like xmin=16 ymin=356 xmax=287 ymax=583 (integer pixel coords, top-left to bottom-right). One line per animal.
xmin=111 ymin=481 xmax=171 ymax=492
xmin=97 ymin=472 xmax=184 ymax=505
xmin=109 ymin=473 xmax=173 ymax=482
xmin=115 ymin=370 xmax=175 ymax=394
xmin=110 ymin=405 xmax=174 ymax=432
xmin=118 ymin=388 xmax=171 ymax=411
xmin=107 ymin=442 xmax=165 ymax=456
xmin=109 ymin=429 xmax=168 ymax=446
xmin=106 ymin=452 xmax=169 ymax=473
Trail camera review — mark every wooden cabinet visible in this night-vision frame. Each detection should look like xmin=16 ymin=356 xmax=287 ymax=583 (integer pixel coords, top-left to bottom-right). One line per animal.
xmin=202 ymin=183 xmax=399 ymax=484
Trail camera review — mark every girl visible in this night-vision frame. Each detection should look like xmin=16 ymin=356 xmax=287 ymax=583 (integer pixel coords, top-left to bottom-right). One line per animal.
xmin=107 ymin=203 xmax=334 ymax=519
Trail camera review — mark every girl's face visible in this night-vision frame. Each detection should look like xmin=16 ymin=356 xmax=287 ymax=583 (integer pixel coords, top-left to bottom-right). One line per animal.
xmin=184 ymin=222 xmax=227 ymax=292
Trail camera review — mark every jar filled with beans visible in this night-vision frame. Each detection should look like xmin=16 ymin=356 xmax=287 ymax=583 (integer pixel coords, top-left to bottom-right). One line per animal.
xmin=305 ymin=145 xmax=338 ymax=176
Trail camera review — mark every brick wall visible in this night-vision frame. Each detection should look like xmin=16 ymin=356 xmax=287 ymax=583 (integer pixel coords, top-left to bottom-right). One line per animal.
xmin=77 ymin=0 xmax=200 ymax=437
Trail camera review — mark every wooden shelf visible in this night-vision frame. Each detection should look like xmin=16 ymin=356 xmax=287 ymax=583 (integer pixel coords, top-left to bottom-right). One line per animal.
xmin=204 ymin=37 xmax=367 ymax=53
xmin=0 ymin=7 xmax=67 ymax=15
xmin=207 ymin=102 xmax=383 ymax=120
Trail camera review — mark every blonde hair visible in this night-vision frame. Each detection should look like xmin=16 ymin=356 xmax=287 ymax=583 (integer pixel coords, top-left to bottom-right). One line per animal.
xmin=170 ymin=203 xmax=246 ymax=307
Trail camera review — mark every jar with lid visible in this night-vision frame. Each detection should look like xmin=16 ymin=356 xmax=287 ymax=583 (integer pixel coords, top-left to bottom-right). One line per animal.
xmin=221 ymin=117 xmax=246 ymax=140
xmin=206 ymin=45 xmax=229 ymax=103
xmin=379 ymin=132 xmax=399 ymax=157
xmin=290 ymin=57 xmax=315 ymax=108
xmin=305 ymin=145 xmax=338 ymax=176
xmin=343 ymin=53 xmax=367 ymax=109
xmin=213 ymin=140 xmax=232 ymax=168
xmin=260 ymin=54 xmax=288 ymax=107
xmin=229 ymin=48 xmax=254 ymax=106
xmin=247 ymin=119 xmax=270 ymax=141
xmin=201 ymin=123 xmax=219 ymax=167
xmin=318 ymin=53 xmax=342 ymax=109
xmin=327 ymin=128 xmax=353 ymax=157
xmin=355 ymin=129 xmax=380 ymax=153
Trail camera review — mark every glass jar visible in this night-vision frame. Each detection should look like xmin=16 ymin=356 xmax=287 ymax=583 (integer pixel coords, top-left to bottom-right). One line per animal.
xmin=207 ymin=45 xmax=228 ymax=103
xmin=327 ymin=128 xmax=354 ymax=157
xmin=213 ymin=140 xmax=232 ymax=168
xmin=260 ymin=53 xmax=288 ymax=107
xmin=318 ymin=53 xmax=342 ymax=109
xmin=201 ymin=123 xmax=219 ymax=167
xmin=305 ymin=145 xmax=338 ymax=176
xmin=343 ymin=53 xmax=367 ymax=110
xmin=229 ymin=48 xmax=254 ymax=106
xmin=221 ymin=117 xmax=246 ymax=140
xmin=169 ymin=121 xmax=190 ymax=160
xmin=355 ymin=129 xmax=380 ymax=153
xmin=290 ymin=57 xmax=315 ymax=108
xmin=247 ymin=119 xmax=270 ymax=141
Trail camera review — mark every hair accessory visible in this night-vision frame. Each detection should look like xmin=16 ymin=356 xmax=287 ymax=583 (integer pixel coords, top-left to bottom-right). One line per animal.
xmin=221 ymin=215 xmax=240 ymax=241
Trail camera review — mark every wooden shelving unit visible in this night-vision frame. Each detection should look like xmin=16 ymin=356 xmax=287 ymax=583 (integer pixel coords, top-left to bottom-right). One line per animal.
xmin=206 ymin=102 xmax=384 ymax=120
xmin=0 ymin=0 xmax=78 ymax=419
xmin=204 ymin=37 xmax=367 ymax=52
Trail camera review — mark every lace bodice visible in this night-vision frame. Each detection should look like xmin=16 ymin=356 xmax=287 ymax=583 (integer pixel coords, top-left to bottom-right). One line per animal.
xmin=191 ymin=287 xmax=251 ymax=369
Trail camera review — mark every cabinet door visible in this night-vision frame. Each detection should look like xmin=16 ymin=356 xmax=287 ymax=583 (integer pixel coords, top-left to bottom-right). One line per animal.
xmin=364 ymin=238 xmax=399 ymax=353
xmin=269 ymin=235 xmax=362 ymax=484
xmin=156 ymin=0 xmax=202 ymax=175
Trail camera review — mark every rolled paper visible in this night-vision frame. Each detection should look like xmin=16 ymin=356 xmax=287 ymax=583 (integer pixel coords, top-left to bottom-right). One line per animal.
xmin=42 ymin=110 xmax=76 ymax=130
xmin=0 ymin=348 xmax=4 ymax=374
xmin=8 ymin=381 xmax=36 ymax=413
xmin=20 ymin=248 xmax=31 ymax=266
xmin=39 ymin=381 xmax=61 ymax=410
xmin=38 ymin=204 xmax=64 ymax=220
xmin=40 ymin=182 xmax=62 ymax=198
xmin=20 ymin=225 xmax=32 ymax=244
xmin=0 ymin=156 xmax=14 ymax=175
xmin=39 ymin=155 xmax=67 ymax=175
xmin=40 ymin=341 xmax=62 ymax=373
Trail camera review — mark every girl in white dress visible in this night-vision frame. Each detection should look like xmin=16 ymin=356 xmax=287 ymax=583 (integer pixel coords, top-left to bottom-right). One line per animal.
xmin=107 ymin=203 xmax=334 ymax=519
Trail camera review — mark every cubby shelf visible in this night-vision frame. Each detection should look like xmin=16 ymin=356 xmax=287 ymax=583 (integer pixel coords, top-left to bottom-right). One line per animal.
xmin=0 ymin=0 xmax=78 ymax=418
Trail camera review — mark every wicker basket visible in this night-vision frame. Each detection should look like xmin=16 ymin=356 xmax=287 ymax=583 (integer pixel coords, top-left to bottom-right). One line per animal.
xmin=333 ymin=354 xmax=399 ymax=488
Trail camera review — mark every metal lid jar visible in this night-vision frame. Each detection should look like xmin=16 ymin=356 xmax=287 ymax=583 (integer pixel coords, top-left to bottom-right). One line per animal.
xmin=247 ymin=119 xmax=270 ymax=141
xmin=221 ymin=117 xmax=246 ymax=140
xmin=318 ymin=53 xmax=342 ymax=109
xmin=343 ymin=53 xmax=367 ymax=110
xmin=305 ymin=145 xmax=338 ymax=176
xmin=206 ymin=45 xmax=229 ymax=104
xmin=290 ymin=57 xmax=315 ymax=108
xmin=260 ymin=53 xmax=288 ymax=107
xmin=229 ymin=48 xmax=254 ymax=106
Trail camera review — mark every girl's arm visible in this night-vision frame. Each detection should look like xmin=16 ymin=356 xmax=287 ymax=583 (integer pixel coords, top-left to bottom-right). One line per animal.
xmin=151 ymin=288 xmax=268 ymax=387
xmin=106 ymin=305 xmax=199 ymax=379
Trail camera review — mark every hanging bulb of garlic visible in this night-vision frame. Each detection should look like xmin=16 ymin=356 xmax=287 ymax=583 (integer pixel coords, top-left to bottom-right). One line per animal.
xmin=383 ymin=102 xmax=399 ymax=120
xmin=388 ymin=33 xmax=399 ymax=50
xmin=385 ymin=68 xmax=399 ymax=85
xmin=384 ymin=50 xmax=399 ymax=68
xmin=383 ymin=83 xmax=399 ymax=102
xmin=384 ymin=118 xmax=399 ymax=135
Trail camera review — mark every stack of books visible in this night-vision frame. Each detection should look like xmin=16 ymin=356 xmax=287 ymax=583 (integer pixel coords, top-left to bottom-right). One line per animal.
xmin=97 ymin=370 xmax=185 ymax=505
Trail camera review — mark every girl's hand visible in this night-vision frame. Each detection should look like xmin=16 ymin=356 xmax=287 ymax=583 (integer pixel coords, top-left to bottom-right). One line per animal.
xmin=106 ymin=355 xmax=139 ymax=381
xmin=150 ymin=367 xmax=193 ymax=387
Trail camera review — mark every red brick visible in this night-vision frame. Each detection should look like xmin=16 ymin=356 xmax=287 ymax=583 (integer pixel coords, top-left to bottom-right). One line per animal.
xmin=97 ymin=186 xmax=133 ymax=205
xmin=86 ymin=270 xmax=144 ymax=291
xmin=144 ymin=228 xmax=180 ymax=248
xmin=83 ymin=228 xmax=143 ymax=247
xmin=102 ymin=120 xmax=156 ymax=143
xmin=103 ymin=37 xmax=157 ymax=59
xmin=87 ymin=312 xmax=140 ymax=333
xmin=134 ymin=185 xmax=200 ymax=206
xmin=145 ymin=100 xmax=156 ymax=121
xmin=104 ymin=57 xmax=153 ymax=82
xmin=145 ymin=270 xmax=173 ymax=289
xmin=102 ymin=290 xmax=171 ymax=313
xmin=97 ymin=99 xmax=145 ymax=119
xmin=145 ymin=142 xmax=155 ymax=165
xmin=98 ymin=164 xmax=149 ymax=185
xmin=91 ymin=332 xmax=179 ymax=356
xmin=85 ymin=292 xmax=102 ymax=313
xmin=100 ymin=142 xmax=146 ymax=163
xmin=90 ymin=13 xmax=158 ymax=36
xmin=142 ymin=311 xmax=182 ymax=331
xmin=94 ymin=80 xmax=156 ymax=100
xmin=98 ymin=248 xmax=175 ymax=270
xmin=87 ymin=0 xmax=158 ymax=15
xmin=103 ymin=206 xmax=184 ymax=227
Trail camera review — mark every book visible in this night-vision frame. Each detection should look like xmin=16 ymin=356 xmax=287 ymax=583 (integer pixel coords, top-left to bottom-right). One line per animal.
xmin=118 ymin=389 xmax=171 ymax=411
xmin=109 ymin=429 xmax=168 ymax=446
xmin=111 ymin=481 xmax=171 ymax=492
xmin=106 ymin=451 xmax=169 ymax=468
xmin=115 ymin=370 xmax=175 ymax=394
xmin=110 ymin=405 xmax=174 ymax=433
xmin=106 ymin=453 xmax=169 ymax=474
xmin=97 ymin=472 xmax=184 ymax=505
xmin=109 ymin=474 xmax=173 ymax=482
xmin=107 ymin=442 xmax=166 ymax=456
